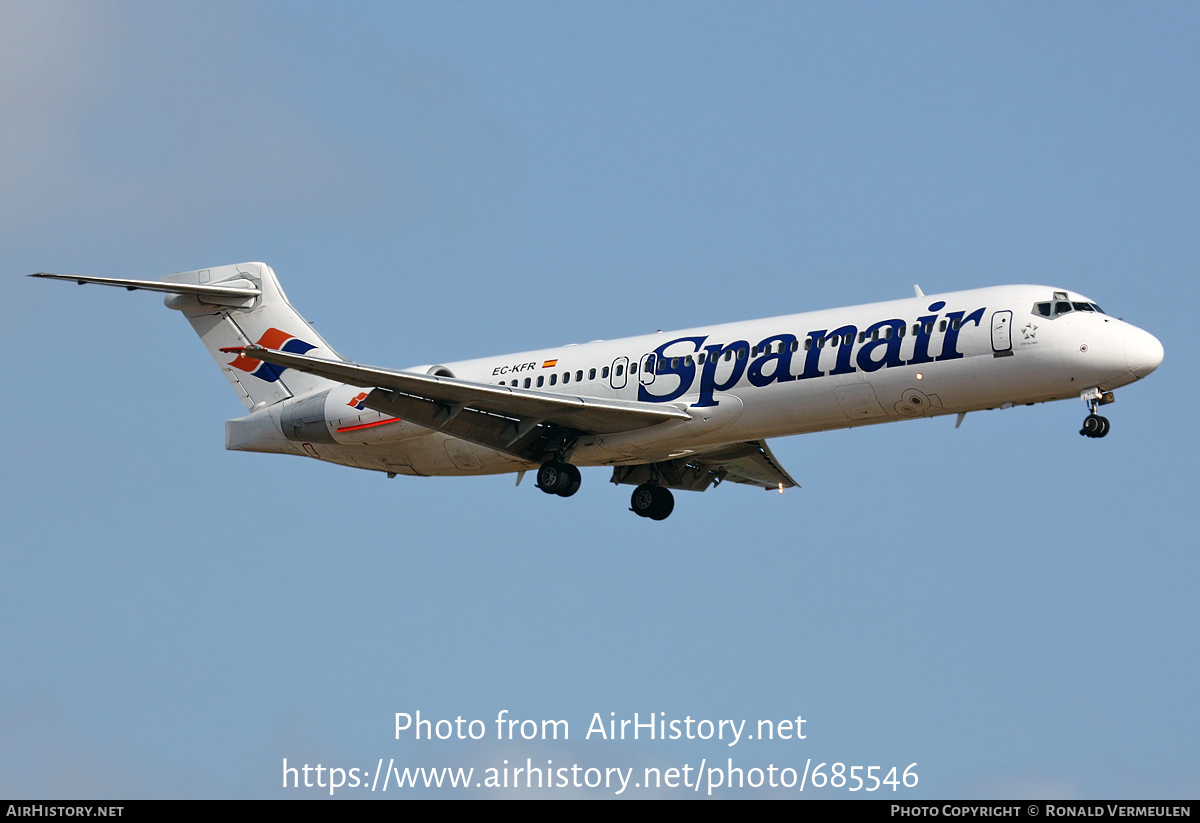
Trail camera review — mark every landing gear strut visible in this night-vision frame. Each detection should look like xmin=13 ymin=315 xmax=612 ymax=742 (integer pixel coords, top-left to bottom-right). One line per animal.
xmin=1079 ymin=388 xmax=1113 ymax=439
xmin=536 ymin=460 xmax=581 ymax=497
xmin=630 ymin=484 xmax=674 ymax=520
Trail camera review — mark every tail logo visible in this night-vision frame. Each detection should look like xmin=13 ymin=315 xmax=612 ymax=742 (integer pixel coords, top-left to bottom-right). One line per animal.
xmin=227 ymin=328 xmax=316 ymax=382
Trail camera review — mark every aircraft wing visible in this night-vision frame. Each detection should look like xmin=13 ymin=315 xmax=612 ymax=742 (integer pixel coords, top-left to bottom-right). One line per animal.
xmin=238 ymin=345 xmax=690 ymax=458
xmin=610 ymin=439 xmax=799 ymax=492
xmin=688 ymin=440 xmax=799 ymax=489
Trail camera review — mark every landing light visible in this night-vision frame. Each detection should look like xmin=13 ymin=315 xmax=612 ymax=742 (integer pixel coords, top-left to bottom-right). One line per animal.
xmin=916 ymin=373 xmax=924 ymax=380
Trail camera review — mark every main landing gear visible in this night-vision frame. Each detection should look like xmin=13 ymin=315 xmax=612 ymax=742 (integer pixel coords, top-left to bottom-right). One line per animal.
xmin=536 ymin=460 xmax=581 ymax=497
xmin=630 ymin=484 xmax=674 ymax=521
xmin=1079 ymin=388 xmax=1114 ymax=439
xmin=536 ymin=461 xmax=676 ymax=520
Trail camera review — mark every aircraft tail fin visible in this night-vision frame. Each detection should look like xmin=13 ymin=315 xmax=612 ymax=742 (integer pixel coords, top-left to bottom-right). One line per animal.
xmin=153 ymin=262 xmax=344 ymax=410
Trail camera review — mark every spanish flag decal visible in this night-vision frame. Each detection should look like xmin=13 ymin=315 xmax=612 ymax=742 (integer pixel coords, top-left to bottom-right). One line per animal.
xmin=542 ymin=359 xmax=558 ymax=368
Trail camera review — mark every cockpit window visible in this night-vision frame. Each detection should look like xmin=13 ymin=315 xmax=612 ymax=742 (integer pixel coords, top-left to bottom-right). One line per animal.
xmin=1033 ymin=298 xmax=1108 ymax=319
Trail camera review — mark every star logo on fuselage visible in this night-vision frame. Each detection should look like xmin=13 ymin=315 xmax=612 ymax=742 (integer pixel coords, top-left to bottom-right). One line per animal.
xmin=1022 ymin=323 xmax=1038 ymax=340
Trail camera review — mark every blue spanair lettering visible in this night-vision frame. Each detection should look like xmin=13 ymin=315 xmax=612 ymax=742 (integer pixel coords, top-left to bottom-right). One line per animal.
xmin=855 ymin=320 xmax=906 ymax=373
xmin=936 ymin=307 xmax=986 ymax=361
xmin=634 ymin=305 xmax=986 ymax=406
xmin=747 ymin=334 xmax=800 ymax=387
xmin=908 ymin=301 xmax=946 ymax=366
xmin=693 ymin=340 xmax=749 ymax=408
xmin=825 ymin=325 xmax=859 ymax=375
xmin=796 ymin=331 xmax=827 ymax=380
xmin=638 ymin=336 xmax=706 ymax=403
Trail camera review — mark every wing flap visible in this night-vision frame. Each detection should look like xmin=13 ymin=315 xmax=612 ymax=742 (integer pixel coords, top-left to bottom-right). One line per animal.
xmin=610 ymin=439 xmax=799 ymax=492
xmin=690 ymin=439 xmax=799 ymax=489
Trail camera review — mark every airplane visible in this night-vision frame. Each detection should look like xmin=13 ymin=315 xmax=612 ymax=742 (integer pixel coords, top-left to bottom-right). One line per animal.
xmin=31 ymin=262 xmax=1163 ymax=520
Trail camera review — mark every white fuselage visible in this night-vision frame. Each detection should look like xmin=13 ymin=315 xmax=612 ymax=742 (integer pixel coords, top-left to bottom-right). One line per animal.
xmin=228 ymin=284 xmax=1162 ymax=478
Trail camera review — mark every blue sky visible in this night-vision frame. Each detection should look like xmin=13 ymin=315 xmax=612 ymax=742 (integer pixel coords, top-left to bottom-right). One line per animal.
xmin=1 ymin=1 xmax=1196 ymax=798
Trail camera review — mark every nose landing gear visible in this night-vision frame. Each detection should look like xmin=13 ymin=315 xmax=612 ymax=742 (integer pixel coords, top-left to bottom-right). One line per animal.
xmin=1079 ymin=387 xmax=1114 ymax=438
xmin=1081 ymin=414 xmax=1110 ymax=438
xmin=630 ymin=484 xmax=674 ymax=520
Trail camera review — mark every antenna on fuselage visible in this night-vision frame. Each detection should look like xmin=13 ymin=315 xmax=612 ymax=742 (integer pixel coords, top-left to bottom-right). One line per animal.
xmin=914 ymin=284 xmax=924 ymax=297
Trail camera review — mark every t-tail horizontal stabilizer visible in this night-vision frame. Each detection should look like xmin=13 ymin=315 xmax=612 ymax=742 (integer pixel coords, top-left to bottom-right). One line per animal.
xmin=30 ymin=272 xmax=261 ymax=303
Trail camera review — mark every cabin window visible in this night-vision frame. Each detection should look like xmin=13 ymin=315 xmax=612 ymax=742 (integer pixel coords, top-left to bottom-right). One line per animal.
xmin=725 ymin=350 xmax=733 ymax=361
xmin=588 ymin=368 xmax=596 ymax=380
xmin=952 ymin=319 xmax=961 ymax=331
xmin=939 ymin=320 xmax=947 ymax=332
xmin=523 ymin=378 xmax=531 ymax=388
xmin=602 ymin=366 xmax=610 ymax=378
xmin=684 ymin=355 xmax=693 ymax=367
xmin=511 ymin=379 xmax=518 ymax=386
xmin=924 ymin=322 xmax=933 ymax=334
xmin=737 ymin=347 xmax=747 ymax=360
xmin=616 ymin=364 xmax=624 ymax=376
xmin=550 ymin=374 xmax=557 ymax=386
xmin=843 ymin=332 xmax=853 ymax=346
xmin=791 ymin=340 xmax=799 ymax=352
xmin=697 ymin=352 xmax=706 ymax=364
xmin=537 ymin=375 xmax=544 ymax=387
xmin=898 ymin=325 xmax=906 ymax=338
xmin=630 ymin=362 xmax=637 ymax=375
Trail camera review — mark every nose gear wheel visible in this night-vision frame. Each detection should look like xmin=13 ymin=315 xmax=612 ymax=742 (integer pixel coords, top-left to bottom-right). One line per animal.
xmin=1080 ymin=414 xmax=1110 ymax=438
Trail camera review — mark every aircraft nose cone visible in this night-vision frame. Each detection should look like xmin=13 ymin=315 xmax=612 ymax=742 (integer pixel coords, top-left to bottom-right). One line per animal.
xmin=1125 ymin=327 xmax=1164 ymax=378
